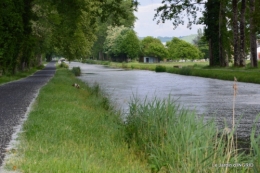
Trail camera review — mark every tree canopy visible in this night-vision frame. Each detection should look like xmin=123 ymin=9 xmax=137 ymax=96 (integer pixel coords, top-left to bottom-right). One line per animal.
xmin=167 ymin=37 xmax=202 ymax=60
xmin=104 ymin=26 xmax=140 ymax=61
xmin=140 ymin=36 xmax=168 ymax=60
xmin=0 ymin=0 xmax=137 ymax=74
xmin=154 ymin=0 xmax=260 ymax=67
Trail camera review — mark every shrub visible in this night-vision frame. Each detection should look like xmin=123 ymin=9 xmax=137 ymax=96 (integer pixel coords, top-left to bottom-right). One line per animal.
xmin=101 ymin=61 xmax=111 ymax=65
xmin=71 ymin=67 xmax=81 ymax=76
xmin=155 ymin=65 xmax=166 ymax=72
xmin=179 ymin=66 xmax=192 ymax=75
xmin=59 ymin=62 xmax=69 ymax=68
xmin=36 ymin=64 xmax=45 ymax=69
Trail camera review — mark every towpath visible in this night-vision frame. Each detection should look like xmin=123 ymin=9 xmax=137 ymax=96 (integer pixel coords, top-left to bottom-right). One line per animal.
xmin=0 ymin=61 xmax=56 ymax=166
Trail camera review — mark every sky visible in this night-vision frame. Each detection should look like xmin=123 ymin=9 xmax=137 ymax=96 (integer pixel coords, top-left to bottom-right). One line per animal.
xmin=134 ymin=0 xmax=205 ymax=38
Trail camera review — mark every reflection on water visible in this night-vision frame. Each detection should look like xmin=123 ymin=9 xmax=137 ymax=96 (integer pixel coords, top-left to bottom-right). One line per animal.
xmin=69 ymin=62 xmax=260 ymax=138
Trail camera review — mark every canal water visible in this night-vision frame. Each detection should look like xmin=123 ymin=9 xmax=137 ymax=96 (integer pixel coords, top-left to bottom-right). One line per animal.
xmin=69 ymin=62 xmax=260 ymax=138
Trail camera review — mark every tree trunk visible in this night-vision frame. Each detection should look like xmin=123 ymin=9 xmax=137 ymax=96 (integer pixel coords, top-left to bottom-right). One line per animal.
xmin=232 ymin=0 xmax=239 ymax=66
xmin=239 ymin=0 xmax=246 ymax=67
xmin=219 ymin=0 xmax=229 ymax=67
xmin=249 ymin=0 xmax=258 ymax=67
xmin=209 ymin=39 xmax=214 ymax=66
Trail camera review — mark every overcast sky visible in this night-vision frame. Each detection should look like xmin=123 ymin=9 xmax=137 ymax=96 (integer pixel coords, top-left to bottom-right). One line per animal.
xmin=134 ymin=0 xmax=205 ymax=37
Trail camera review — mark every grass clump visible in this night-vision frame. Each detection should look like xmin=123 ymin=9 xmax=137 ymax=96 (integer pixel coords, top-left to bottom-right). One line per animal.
xmin=58 ymin=62 xmax=69 ymax=68
xmin=4 ymin=69 xmax=148 ymax=173
xmin=155 ymin=65 xmax=166 ymax=72
xmin=122 ymin=62 xmax=128 ymax=69
xmin=125 ymin=96 xmax=257 ymax=173
xmin=71 ymin=66 xmax=81 ymax=76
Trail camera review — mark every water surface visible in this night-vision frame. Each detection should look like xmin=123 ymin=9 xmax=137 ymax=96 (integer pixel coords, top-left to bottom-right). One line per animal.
xmin=69 ymin=62 xmax=260 ymax=138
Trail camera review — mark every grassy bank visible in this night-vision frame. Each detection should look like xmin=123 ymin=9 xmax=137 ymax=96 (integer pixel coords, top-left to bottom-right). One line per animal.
xmin=83 ymin=59 xmax=260 ymax=84
xmin=4 ymin=68 xmax=148 ymax=172
xmin=0 ymin=65 xmax=45 ymax=85
xmin=3 ymin=65 xmax=259 ymax=172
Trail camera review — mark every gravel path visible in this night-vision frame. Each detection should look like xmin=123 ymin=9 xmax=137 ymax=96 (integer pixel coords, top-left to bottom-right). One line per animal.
xmin=0 ymin=61 xmax=56 ymax=167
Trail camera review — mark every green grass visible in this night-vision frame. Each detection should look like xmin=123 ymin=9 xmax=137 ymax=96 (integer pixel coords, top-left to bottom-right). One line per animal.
xmin=4 ymin=68 xmax=148 ymax=173
xmin=0 ymin=65 xmax=44 ymax=85
xmin=3 ymin=64 xmax=259 ymax=172
xmin=125 ymin=96 xmax=259 ymax=173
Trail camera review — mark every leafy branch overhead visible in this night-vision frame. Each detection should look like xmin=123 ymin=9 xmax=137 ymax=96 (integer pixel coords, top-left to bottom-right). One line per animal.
xmin=154 ymin=0 xmax=260 ymax=67
xmin=0 ymin=0 xmax=138 ymax=73
xmin=154 ymin=0 xmax=206 ymax=29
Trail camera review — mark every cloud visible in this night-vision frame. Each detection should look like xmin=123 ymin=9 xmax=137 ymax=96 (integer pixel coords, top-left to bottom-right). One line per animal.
xmin=134 ymin=3 xmax=205 ymax=37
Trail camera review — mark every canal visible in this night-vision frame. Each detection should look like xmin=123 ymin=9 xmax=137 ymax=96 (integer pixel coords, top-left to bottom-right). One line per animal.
xmin=69 ymin=62 xmax=260 ymax=138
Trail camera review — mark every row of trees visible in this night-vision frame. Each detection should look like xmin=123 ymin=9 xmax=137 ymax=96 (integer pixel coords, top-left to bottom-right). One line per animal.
xmin=101 ymin=25 xmax=203 ymax=61
xmin=0 ymin=0 xmax=138 ymax=74
xmin=154 ymin=0 xmax=260 ymax=67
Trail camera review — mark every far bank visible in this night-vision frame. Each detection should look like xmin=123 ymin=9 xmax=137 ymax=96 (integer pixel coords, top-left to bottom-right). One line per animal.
xmin=82 ymin=59 xmax=260 ymax=84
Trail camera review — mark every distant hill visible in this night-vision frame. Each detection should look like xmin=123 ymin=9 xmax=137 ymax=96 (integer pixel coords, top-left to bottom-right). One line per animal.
xmin=139 ymin=34 xmax=197 ymax=44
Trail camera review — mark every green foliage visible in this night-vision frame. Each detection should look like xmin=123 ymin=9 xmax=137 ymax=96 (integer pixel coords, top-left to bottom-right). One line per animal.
xmin=71 ymin=67 xmax=81 ymax=76
xmin=155 ymin=65 xmax=166 ymax=72
xmin=125 ymin=96 xmax=256 ymax=172
xmin=91 ymin=0 xmax=136 ymax=59
xmin=104 ymin=26 xmax=140 ymax=60
xmin=193 ymin=29 xmax=209 ymax=59
xmin=5 ymin=69 xmax=148 ymax=172
xmin=0 ymin=0 xmax=137 ymax=75
xmin=154 ymin=0 xmax=203 ymax=29
xmin=140 ymin=36 xmax=168 ymax=60
xmin=58 ymin=62 xmax=68 ymax=68
xmin=167 ymin=38 xmax=203 ymax=60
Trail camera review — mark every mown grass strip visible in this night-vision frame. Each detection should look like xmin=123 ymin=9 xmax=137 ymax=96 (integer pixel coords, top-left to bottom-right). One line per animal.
xmin=4 ymin=68 xmax=148 ymax=173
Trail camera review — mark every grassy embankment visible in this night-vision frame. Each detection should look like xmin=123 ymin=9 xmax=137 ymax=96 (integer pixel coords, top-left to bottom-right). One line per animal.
xmin=0 ymin=65 xmax=45 ymax=85
xmin=4 ymin=67 xmax=148 ymax=173
xmin=4 ymin=64 xmax=259 ymax=172
xmin=83 ymin=59 xmax=260 ymax=84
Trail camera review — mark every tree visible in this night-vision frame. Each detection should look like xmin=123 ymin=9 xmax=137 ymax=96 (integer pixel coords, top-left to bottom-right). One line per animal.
xmin=239 ymin=0 xmax=246 ymax=66
xmin=0 ymin=0 xmax=138 ymax=75
xmin=140 ymin=37 xmax=168 ymax=60
xmin=154 ymin=0 xmax=206 ymax=29
xmin=154 ymin=0 xmax=260 ymax=67
xmin=120 ymin=30 xmax=140 ymax=59
xmin=167 ymin=37 xmax=202 ymax=60
xmin=192 ymin=28 xmax=209 ymax=59
xmin=249 ymin=0 xmax=258 ymax=67
xmin=232 ymin=0 xmax=239 ymax=66
xmin=104 ymin=26 xmax=140 ymax=61
xmin=91 ymin=0 xmax=136 ymax=60
xmin=203 ymin=0 xmax=220 ymax=66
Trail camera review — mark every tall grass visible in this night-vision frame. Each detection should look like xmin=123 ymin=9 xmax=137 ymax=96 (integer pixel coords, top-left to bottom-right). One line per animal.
xmin=125 ymin=96 xmax=257 ymax=172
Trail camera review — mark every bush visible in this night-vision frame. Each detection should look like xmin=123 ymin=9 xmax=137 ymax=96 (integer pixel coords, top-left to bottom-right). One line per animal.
xmin=155 ymin=65 xmax=166 ymax=72
xmin=179 ymin=66 xmax=192 ymax=75
xmin=71 ymin=67 xmax=81 ymax=76
xmin=122 ymin=62 xmax=128 ymax=68
xmin=59 ymin=62 xmax=69 ymax=68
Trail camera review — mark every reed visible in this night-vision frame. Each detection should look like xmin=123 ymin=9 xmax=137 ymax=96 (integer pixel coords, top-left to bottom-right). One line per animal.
xmin=125 ymin=94 xmax=257 ymax=172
